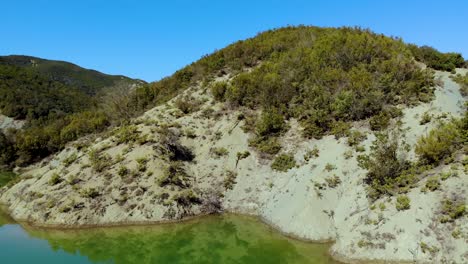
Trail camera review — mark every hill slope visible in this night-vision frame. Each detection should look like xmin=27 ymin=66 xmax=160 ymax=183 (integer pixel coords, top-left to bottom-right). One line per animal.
xmin=0 ymin=55 xmax=145 ymax=166
xmin=0 ymin=27 xmax=467 ymax=263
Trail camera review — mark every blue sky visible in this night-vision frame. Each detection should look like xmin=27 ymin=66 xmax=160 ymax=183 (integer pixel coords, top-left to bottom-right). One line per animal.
xmin=1 ymin=0 xmax=467 ymax=82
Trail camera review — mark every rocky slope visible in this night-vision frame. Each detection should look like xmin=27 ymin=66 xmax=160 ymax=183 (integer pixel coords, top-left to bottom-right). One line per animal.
xmin=1 ymin=67 xmax=467 ymax=263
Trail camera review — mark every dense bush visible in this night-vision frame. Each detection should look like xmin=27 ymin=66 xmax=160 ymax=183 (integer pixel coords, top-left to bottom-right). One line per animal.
xmin=396 ymin=195 xmax=411 ymax=211
xmin=255 ymin=108 xmax=285 ymax=137
xmin=408 ymin=45 xmax=465 ymax=72
xmin=210 ymin=81 xmax=228 ymax=101
xmin=415 ymin=122 xmax=463 ymax=165
xmin=360 ymin=133 xmax=410 ymax=199
xmin=13 ymin=111 xmax=109 ymax=165
xmin=271 ymin=153 xmax=296 ymax=172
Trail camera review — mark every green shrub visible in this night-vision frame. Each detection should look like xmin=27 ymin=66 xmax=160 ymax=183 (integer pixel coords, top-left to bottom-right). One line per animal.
xmin=369 ymin=111 xmax=391 ymax=131
xmin=415 ymin=122 xmax=462 ymax=165
xmin=425 ymin=177 xmax=440 ymax=192
xmin=419 ymin=242 xmax=439 ymax=255
xmin=347 ymin=130 xmax=367 ymax=147
xmin=249 ymin=136 xmax=282 ymax=155
xmin=330 ymin=121 xmax=351 ymax=139
xmin=174 ymin=96 xmax=201 ymax=114
xmin=256 ymin=108 xmax=285 ymax=137
xmin=89 ymin=149 xmax=113 ymax=173
xmin=361 ymin=133 xmax=410 ymax=199
xmin=408 ymin=44 xmax=465 ymax=72
xmin=271 ymin=154 xmax=296 ymax=172
xmin=158 ymin=161 xmax=191 ymax=188
xmin=0 ymin=170 xmax=17 ymax=188
xmin=396 ymin=195 xmax=411 ymax=211
xmin=210 ymin=81 xmax=228 ymax=101
xmin=80 ymin=188 xmax=100 ymax=199
xmin=62 ymin=153 xmax=78 ymax=167
xmin=451 ymin=73 xmax=468 ymax=96
xmin=419 ymin=112 xmax=432 ymax=125
xmin=211 ymin=147 xmax=229 ymax=158
xmin=115 ymin=125 xmax=141 ymax=145
xmin=439 ymin=198 xmax=465 ymax=223
xmin=48 ymin=173 xmax=62 ymax=186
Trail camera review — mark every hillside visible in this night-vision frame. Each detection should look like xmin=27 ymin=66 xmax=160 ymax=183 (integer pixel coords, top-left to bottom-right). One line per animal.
xmin=0 ymin=56 xmax=145 ymax=166
xmin=0 ymin=26 xmax=467 ymax=263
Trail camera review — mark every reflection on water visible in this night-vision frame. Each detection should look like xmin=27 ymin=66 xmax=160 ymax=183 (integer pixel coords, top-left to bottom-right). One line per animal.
xmin=0 ymin=209 xmax=339 ymax=264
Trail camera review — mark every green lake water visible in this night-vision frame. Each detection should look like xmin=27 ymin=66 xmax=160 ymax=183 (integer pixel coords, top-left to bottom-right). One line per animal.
xmin=0 ymin=209 xmax=339 ymax=264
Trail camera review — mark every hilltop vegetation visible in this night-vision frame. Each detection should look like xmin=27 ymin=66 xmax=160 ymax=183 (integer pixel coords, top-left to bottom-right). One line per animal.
xmin=0 ymin=27 xmax=465 ymax=168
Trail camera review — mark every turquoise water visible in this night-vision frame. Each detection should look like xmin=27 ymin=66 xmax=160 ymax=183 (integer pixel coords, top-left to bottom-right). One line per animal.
xmin=0 ymin=209 xmax=339 ymax=264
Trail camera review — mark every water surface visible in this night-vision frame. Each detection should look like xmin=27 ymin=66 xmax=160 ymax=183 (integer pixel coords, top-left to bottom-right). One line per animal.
xmin=0 ymin=209 xmax=339 ymax=264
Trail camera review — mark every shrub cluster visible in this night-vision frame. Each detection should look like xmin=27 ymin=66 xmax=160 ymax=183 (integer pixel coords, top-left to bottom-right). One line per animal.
xmin=415 ymin=122 xmax=463 ymax=165
xmin=271 ymin=153 xmax=296 ymax=172
xmin=360 ymin=132 xmax=411 ymax=199
xmin=408 ymin=44 xmax=465 ymax=72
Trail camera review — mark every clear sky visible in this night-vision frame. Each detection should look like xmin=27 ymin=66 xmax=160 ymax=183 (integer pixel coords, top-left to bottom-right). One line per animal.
xmin=1 ymin=0 xmax=467 ymax=82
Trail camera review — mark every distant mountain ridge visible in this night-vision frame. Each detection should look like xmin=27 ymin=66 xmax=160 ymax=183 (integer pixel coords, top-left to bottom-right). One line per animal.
xmin=0 ymin=55 xmax=145 ymax=165
xmin=0 ymin=55 xmax=144 ymax=96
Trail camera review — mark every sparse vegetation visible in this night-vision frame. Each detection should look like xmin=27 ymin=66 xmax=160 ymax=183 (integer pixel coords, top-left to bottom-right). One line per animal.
xmin=236 ymin=151 xmax=250 ymax=167
xmin=224 ymin=170 xmax=238 ymax=190
xmin=211 ymin=147 xmax=229 ymax=159
xmin=136 ymin=157 xmax=149 ymax=172
xmin=79 ymin=188 xmax=100 ymax=199
xmin=419 ymin=241 xmax=439 ymax=255
xmin=62 ymin=153 xmax=78 ymax=167
xmin=439 ymin=198 xmax=466 ymax=223
xmin=420 ymin=112 xmax=432 ymax=125
xmin=325 ymin=175 xmax=341 ymax=188
xmin=48 ymin=173 xmax=62 ymax=186
xmin=324 ymin=163 xmax=337 ymax=172
xmin=89 ymin=149 xmax=112 ymax=172
xmin=452 ymin=72 xmax=468 ymax=96
xmin=304 ymin=147 xmax=320 ymax=161
xmin=424 ymin=177 xmax=440 ymax=192
xmin=158 ymin=161 xmax=191 ymax=188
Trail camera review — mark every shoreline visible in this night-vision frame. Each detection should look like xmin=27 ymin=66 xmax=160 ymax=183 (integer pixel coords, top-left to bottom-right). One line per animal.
xmin=1 ymin=205 xmax=418 ymax=264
